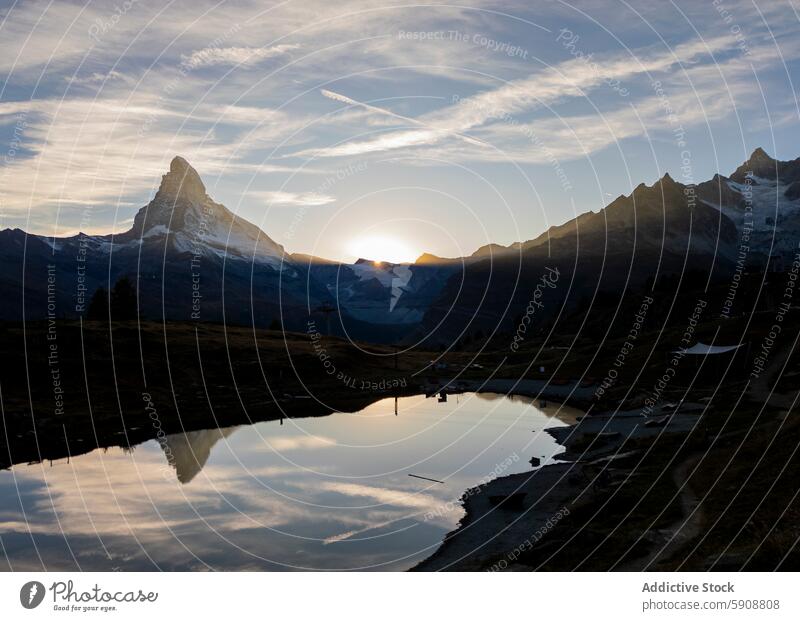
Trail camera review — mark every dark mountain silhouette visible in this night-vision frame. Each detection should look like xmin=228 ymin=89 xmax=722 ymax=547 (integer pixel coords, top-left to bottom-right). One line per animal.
xmin=411 ymin=148 xmax=800 ymax=347
xmin=1 ymin=149 xmax=798 ymax=345
xmin=0 ymin=156 xmax=330 ymax=331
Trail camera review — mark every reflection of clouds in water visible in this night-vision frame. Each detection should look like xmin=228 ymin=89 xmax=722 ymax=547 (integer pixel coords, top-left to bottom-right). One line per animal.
xmin=1 ymin=447 xmax=311 ymax=539
xmin=232 ymin=432 xmax=338 ymax=453
xmin=317 ymin=481 xmax=440 ymax=511
xmin=0 ymin=393 xmax=569 ymax=569
xmin=264 ymin=435 xmax=337 ymax=452
xmin=160 ymin=427 xmax=333 ymax=484
xmin=162 ymin=427 xmax=337 ymax=483
xmin=0 ymin=440 xmax=439 ymax=549
xmin=1 ymin=460 xmax=454 ymax=570
xmin=318 ymin=481 xmax=455 ymax=545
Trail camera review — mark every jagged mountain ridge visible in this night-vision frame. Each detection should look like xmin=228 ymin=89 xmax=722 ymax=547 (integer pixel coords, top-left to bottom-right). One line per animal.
xmin=464 ymin=147 xmax=800 ymax=262
xmin=0 ymin=157 xmax=453 ymax=339
xmin=410 ymin=148 xmax=800 ymax=346
xmin=2 ymin=149 xmax=799 ymax=344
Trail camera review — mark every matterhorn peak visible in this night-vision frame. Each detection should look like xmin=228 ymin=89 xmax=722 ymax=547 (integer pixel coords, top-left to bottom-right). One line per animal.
xmin=124 ymin=154 xmax=287 ymax=263
xmin=155 ymin=156 xmax=207 ymax=204
xmin=128 ymin=156 xmax=212 ymax=238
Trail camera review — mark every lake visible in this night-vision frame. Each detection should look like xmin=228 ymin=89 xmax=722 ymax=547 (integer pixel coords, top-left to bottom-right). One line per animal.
xmin=0 ymin=392 xmax=579 ymax=571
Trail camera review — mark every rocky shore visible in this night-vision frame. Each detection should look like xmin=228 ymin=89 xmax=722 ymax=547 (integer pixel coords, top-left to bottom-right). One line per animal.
xmin=416 ymin=391 xmax=701 ymax=571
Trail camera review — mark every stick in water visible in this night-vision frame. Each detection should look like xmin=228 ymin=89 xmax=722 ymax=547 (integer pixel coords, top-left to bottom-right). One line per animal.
xmin=408 ymin=474 xmax=445 ymax=484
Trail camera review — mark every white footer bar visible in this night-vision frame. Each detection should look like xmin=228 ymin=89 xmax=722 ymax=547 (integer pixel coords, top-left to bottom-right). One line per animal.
xmin=1 ymin=572 xmax=797 ymax=620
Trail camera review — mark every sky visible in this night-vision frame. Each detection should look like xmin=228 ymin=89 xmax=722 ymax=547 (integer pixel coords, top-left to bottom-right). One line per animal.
xmin=1 ymin=0 xmax=799 ymax=263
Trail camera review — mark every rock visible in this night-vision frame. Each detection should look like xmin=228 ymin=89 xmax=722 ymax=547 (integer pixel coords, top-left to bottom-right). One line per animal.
xmin=155 ymin=155 xmax=208 ymax=204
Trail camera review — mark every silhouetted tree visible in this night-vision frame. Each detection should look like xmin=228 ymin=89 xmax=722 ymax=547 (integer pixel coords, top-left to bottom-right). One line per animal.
xmin=110 ymin=277 xmax=137 ymax=320
xmin=87 ymin=287 xmax=108 ymax=320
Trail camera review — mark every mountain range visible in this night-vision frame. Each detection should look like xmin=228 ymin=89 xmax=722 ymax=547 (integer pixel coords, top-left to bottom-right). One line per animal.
xmin=1 ymin=148 xmax=797 ymax=345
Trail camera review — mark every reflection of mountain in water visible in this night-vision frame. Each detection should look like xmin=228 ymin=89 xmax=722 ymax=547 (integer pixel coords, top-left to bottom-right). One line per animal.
xmin=162 ymin=426 xmax=238 ymax=483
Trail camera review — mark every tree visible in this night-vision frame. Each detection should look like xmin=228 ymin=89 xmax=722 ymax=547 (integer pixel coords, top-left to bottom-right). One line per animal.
xmin=87 ymin=287 xmax=108 ymax=320
xmin=110 ymin=277 xmax=137 ymax=320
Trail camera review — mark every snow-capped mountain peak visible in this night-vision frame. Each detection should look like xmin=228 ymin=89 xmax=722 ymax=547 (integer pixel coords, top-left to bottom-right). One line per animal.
xmin=129 ymin=156 xmax=212 ymax=238
xmin=155 ymin=155 xmax=208 ymax=204
xmin=124 ymin=156 xmax=287 ymax=267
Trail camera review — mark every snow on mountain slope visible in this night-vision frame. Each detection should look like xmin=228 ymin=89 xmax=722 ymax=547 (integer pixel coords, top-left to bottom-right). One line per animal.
xmin=33 ymin=156 xmax=292 ymax=272
xmin=302 ymin=257 xmax=459 ymax=326
xmin=697 ymin=149 xmax=800 ymax=257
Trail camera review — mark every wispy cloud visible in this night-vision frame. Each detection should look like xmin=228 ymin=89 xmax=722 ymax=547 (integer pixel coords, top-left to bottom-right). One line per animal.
xmin=0 ymin=96 xmax=279 ymax=232
xmin=298 ymin=35 xmax=739 ymax=159
xmin=318 ymin=481 xmax=439 ymax=510
xmin=64 ymin=70 xmax=127 ymax=86
xmin=1 ymin=0 xmax=799 ymax=249
xmin=265 ymin=434 xmax=335 ymax=451
xmin=253 ymin=190 xmax=335 ymax=207
xmin=312 ymin=88 xmax=488 ymax=152
xmin=181 ymin=44 xmax=300 ymax=69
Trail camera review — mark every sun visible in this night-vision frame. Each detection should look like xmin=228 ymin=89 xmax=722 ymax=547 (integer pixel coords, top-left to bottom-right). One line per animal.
xmin=348 ymin=236 xmax=417 ymax=264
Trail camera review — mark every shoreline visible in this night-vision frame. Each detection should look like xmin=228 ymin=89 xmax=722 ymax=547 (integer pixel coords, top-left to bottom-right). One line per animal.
xmin=415 ymin=381 xmax=700 ymax=571
xmin=424 ymin=377 xmax=598 ymax=409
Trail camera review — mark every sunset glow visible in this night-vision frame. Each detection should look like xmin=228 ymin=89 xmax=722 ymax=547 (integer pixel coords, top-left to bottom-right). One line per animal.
xmin=348 ymin=236 xmax=417 ymax=264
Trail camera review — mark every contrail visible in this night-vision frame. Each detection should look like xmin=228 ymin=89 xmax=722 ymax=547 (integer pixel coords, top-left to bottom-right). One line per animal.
xmin=320 ymin=88 xmax=489 ymax=149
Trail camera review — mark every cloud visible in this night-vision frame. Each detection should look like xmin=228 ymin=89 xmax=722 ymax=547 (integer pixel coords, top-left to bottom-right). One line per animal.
xmin=0 ymin=96 xmax=268 ymax=232
xmin=1 ymin=0 xmax=798 ymax=241
xmin=416 ymin=80 xmax=736 ymax=166
xmin=318 ymin=481 xmax=439 ymax=510
xmin=180 ymin=44 xmax=300 ymax=69
xmin=265 ymin=435 xmax=336 ymax=450
xmin=253 ymin=190 xmax=336 ymax=207
xmin=296 ymin=34 xmax=740 ymax=159
xmin=316 ymin=88 xmax=488 ymax=150
xmin=0 ymin=444 xmax=312 ymax=541
xmin=64 ymin=70 xmax=127 ymax=86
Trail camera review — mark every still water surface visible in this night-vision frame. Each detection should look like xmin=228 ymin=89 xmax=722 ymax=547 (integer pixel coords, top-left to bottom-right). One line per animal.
xmin=0 ymin=393 xmax=579 ymax=570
